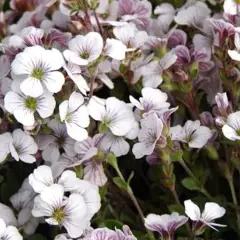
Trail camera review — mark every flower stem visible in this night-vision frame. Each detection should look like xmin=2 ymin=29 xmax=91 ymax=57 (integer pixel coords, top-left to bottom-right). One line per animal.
xmin=170 ymin=187 xmax=193 ymax=238
xmin=228 ymin=177 xmax=240 ymax=228
xmin=113 ymin=163 xmax=155 ymax=240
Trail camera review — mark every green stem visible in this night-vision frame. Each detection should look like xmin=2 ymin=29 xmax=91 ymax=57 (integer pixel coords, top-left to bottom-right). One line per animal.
xmin=170 ymin=187 xmax=193 ymax=238
xmin=228 ymin=178 xmax=240 ymax=228
xmin=114 ymin=163 xmax=155 ymax=240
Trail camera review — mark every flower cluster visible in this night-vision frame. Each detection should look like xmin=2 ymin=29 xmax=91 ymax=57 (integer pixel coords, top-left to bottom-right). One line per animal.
xmin=0 ymin=0 xmax=239 ymax=239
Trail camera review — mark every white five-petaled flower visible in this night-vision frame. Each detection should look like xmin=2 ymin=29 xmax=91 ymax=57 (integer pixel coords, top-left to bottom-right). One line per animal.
xmin=11 ymin=45 xmax=65 ymax=98
xmin=63 ymin=32 xmax=103 ymax=66
xmin=222 ymin=111 xmax=240 ymax=141
xmin=0 ymin=218 xmax=23 ymax=240
xmin=4 ymin=80 xmax=56 ymax=127
xmin=129 ymin=87 xmax=170 ymax=114
xmin=144 ymin=212 xmax=188 ymax=237
xmin=184 ymin=200 xmax=226 ymax=233
xmin=32 ymin=184 xmax=90 ymax=238
xmin=87 ymin=96 xmax=135 ymax=136
xmin=170 ymin=120 xmax=212 ymax=148
xmin=59 ymin=91 xmax=90 ymax=141
xmin=0 ymin=129 xmax=38 ymax=164
xmin=132 ymin=113 xmax=164 ymax=159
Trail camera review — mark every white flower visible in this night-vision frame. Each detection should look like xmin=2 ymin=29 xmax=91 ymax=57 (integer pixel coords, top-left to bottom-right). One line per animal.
xmin=63 ymin=32 xmax=103 ymax=66
xmin=0 ymin=203 xmax=18 ymax=226
xmin=32 ymin=184 xmax=90 ymax=238
xmin=88 ymin=96 xmax=135 ymax=136
xmin=29 ymin=165 xmax=54 ymax=193
xmin=174 ymin=1 xmax=211 ymax=27
xmin=228 ymin=32 xmax=240 ymax=61
xmin=224 ymin=0 xmax=240 ymax=15
xmin=11 ymin=46 xmax=65 ymax=98
xmin=4 ymin=81 xmax=56 ymax=127
xmin=113 ymin=23 xmax=148 ymax=51
xmin=222 ymin=111 xmax=240 ymax=141
xmin=129 ymin=87 xmax=170 ymax=113
xmin=0 ymin=129 xmax=38 ymax=163
xmin=103 ymin=38 xmax=127 ymax=60
xmin=64 ymin=63 xmax=89 ymax=95
xmin=0 ymin=218 xmax=23 ymax=240
xmin=170 ymin=120 xmax=212 ymax=148
xmin=140 ymin=51 xmax=177 ymax=88
xmin=145 ymin=213 xmax=188 ymax=237
xmin=132 ymin=113 xmax=163 ymax=159
xmin=184 ymin=200 xmax=226 ymax=232
xmin=59 ymin=91 xmax=90 ymax=141
xmin=37 ymin=119 xmax=75 ymax=163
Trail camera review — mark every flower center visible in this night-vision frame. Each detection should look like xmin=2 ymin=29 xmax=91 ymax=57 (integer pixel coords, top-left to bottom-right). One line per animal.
xmin=236 ymin=129 xmax=240 ymax=136
xmin=24 ymin=97 xmax=37 ymax=110
xmin=52 ymin=207 xmax=65 ymax=224
xmin=235 ymin=0 xmax=240 ymax=4
xmin=32 ymin=68 xmax=43 ymax=80
xmin=80 ymin=51 xmax=89 ymax=59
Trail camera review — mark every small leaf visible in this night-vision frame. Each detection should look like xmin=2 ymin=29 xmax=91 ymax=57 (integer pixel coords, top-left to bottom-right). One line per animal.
xmin=127 ymin=171 xmax=134 ymax=185
xmin=181 ymin=177 xmax=199 ymax=191
xmin=113 ymin=177 xmax=127 ymax=190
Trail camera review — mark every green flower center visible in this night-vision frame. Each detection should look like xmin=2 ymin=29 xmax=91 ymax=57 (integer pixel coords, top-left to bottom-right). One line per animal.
xmin=32 ymin=68 xmax=43 ymax=80
xmin=80 ymin=51 xmax=89 ymax=59
xmin=236 ymin=0 xmax=240 ymax=4
xmin=52 ymin=207 xmax=65 ymax=224
xmin=236 ymin=129 xmax=240 ymax=136
xmin=24 ymin=97 xmax=37 ymax=110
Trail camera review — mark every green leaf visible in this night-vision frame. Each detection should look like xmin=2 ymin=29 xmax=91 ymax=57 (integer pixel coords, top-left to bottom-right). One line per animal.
xmin=104 ymin=219 xmax=123 ymax=229
xmin=181 ymin=177 xmax=199 ymax=191
xmin=113 ymin=177 xmax=127 ymax=190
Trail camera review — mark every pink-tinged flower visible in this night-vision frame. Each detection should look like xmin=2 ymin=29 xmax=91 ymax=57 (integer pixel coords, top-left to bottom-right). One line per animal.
xmin=168 ymin=29 xmax=187 ymax=48
xmin=214 ymin=92 xmax=232 ymax=117
xmin=145 ymin=212 xmax=188 ymax=238
xmin=184 ymin=200 xmax=226 ymax=235
xmin=91 ymin=225 xmax=136 ymax=240
xmin=8 ymin=26 xmax=44 ymax=48
xmin=132 ymin=113 xmax=164 ymax=159
xmin=208 ymin=19 xmax=235 ymax=47
xmin=118 ymin=0 xmax=152 ymax=28
xmin=170 ymin=120 xmax=212 ymax=148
